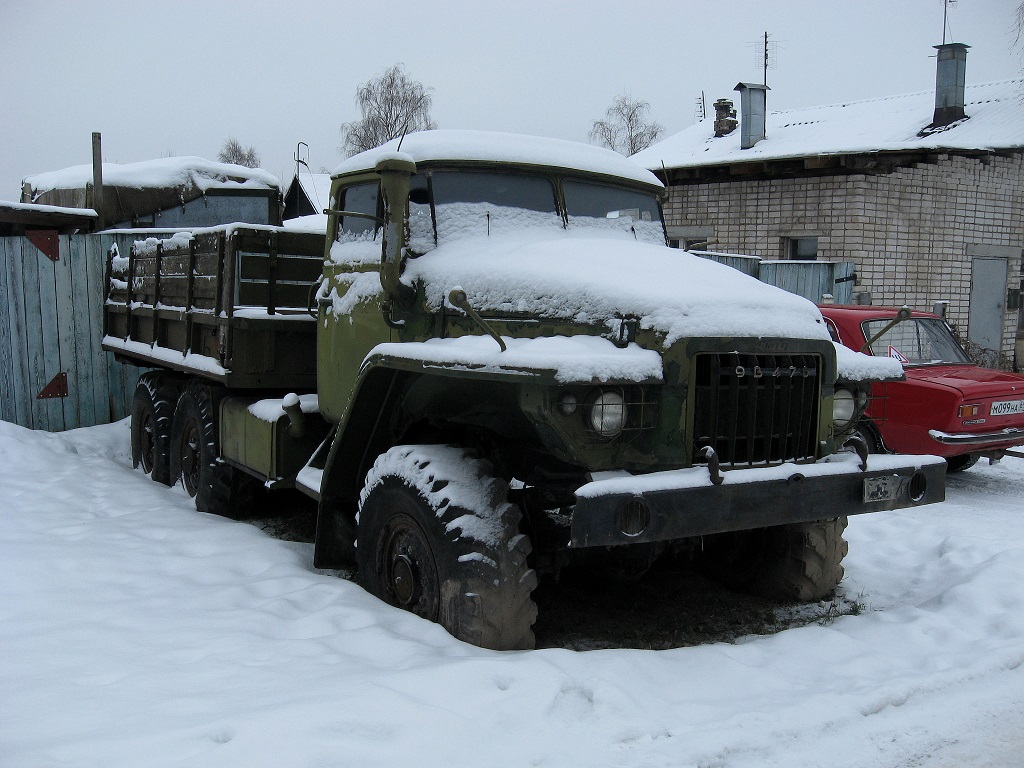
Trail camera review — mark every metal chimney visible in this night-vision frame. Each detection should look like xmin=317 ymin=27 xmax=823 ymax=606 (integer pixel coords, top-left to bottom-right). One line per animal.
xmin=931 ymin=43 xmax=969 ymax=127
xmin=734 ymin=83 xmax=769 ymax=149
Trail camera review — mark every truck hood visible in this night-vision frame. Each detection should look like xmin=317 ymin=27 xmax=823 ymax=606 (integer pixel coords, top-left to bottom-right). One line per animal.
xmin=402 ymin=231 xmax=831 ymax=347
xmin=907 ymin=364 xmax=1024 ymax=399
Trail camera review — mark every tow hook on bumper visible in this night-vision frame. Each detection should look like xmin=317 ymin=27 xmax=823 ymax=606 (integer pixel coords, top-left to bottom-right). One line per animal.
xmin=569 ymin=454 xmax=946 ymax=548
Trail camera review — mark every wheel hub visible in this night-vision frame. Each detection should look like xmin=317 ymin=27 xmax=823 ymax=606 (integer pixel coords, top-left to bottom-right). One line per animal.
xmin=390 ymin=554 xmax=420 ymax=607
xmin=180 ymin=422 xmax=201 ymax=497
xmin=379 ymin=513 xmax=439 ymax=620
xmin=140 ymin=409 xmax=156 ymax=474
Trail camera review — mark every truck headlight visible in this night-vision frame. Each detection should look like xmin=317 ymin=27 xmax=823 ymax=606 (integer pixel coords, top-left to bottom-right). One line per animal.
xmin=589 ymin=390 xmax=626 ymax=438
xmin=833 ymin=388 xmax=856 ymax=429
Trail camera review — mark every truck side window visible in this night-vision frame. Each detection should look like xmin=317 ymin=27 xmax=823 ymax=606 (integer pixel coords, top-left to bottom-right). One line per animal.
xmin=407 ymin=174 xmax=435 ymax=254
xmin=337 ymin=182 xmax=380 ymax=240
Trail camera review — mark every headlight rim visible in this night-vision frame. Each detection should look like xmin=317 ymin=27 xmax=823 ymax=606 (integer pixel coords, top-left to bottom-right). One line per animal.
xmin=833 ymin=387 xmax=857 ymax=429
xmin=588 ymin=388 xmax=627 ymax=439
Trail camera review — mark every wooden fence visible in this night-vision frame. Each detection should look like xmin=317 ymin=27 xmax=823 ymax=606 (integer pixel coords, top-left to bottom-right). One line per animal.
xmin=0 ymin=232 xmax=155 ymax=431
xmin=692 ymin=251 xmax=857 ymax=304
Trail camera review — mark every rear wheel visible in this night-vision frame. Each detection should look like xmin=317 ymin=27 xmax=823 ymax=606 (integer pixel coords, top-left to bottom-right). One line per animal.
xmin=700 ymin=518 xmax=849 ymax=602
xmin=169 ymin=379 xmax=257 ymax=519
xmin=130 ymin=372 xmax=175 ymax=486
xmin=357 ymin=445 xmax=538 ymax=650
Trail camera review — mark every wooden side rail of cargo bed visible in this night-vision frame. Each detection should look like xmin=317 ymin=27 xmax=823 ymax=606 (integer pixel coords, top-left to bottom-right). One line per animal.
xmin=103 ymin=226 xmax=326 ymax=389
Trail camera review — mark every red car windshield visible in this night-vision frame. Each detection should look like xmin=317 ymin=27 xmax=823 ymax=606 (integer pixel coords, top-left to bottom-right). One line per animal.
xmin=862 ymin=317 xmax=971 ymax=366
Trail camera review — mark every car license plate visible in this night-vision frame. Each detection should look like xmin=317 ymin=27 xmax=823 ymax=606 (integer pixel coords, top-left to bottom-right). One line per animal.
xmin=990 ymin=399 xmax=1024 ymax=416
xmin=863 ymin=475 xmax=900 ymax=503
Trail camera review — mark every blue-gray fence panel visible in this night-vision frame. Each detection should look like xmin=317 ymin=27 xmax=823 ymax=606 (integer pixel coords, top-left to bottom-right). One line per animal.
xmin=691 ymin=251 xmax=762 ymax=278
xmin=0 ymin=233 xmax=145 ymax=431
xmin=760 ymin=261 xmax=856 ymax=304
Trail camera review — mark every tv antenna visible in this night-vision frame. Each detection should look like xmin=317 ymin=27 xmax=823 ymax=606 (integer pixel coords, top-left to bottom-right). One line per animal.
xmin=941 ymin=0 xmax=958 ymax=45
xmin=748 ymin=32 xmax=779 ymax=87
xmin=693 ymin=91 xmax=706 ymax=123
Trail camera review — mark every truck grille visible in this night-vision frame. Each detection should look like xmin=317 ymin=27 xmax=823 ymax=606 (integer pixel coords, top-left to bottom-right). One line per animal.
xmin=693 ymin=352 xmax=820 ymax=467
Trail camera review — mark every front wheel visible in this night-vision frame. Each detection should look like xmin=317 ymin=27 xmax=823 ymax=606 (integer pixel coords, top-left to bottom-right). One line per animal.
xmin=357 ymin=445 xmax=538 ymax=650
xmin=699 ymin=518 xmax=849 ymax=602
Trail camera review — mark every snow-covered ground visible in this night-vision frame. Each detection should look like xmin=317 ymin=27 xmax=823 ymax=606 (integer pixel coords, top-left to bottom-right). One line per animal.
xmin=2 ymin=419 xmax=1022 ymax=767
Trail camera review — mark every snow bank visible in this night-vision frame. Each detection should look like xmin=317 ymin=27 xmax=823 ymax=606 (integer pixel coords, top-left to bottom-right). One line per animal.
xmin=2 ymin=420 xmax=1024 ymax=766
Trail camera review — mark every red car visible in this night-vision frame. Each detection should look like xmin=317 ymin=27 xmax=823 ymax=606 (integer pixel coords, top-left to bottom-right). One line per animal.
xmin=820 ymin=304 xmax=1024 ymax=471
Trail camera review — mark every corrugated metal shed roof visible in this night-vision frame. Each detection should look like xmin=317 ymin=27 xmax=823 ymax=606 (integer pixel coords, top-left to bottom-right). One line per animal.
xmin=632 ymin=79 xmax=1024 ymax=171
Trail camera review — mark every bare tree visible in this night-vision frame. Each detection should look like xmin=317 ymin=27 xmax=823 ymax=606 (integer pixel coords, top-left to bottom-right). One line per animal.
xmin=589 ymin=94 xmax=663 ymax=156
xmin=340 ymin=64 xmax=437 ymax=156
xmin=1016 ymin=2 xmax=1024 ymax=46
xmin=217 ymin=138 xmax=261 ymax=168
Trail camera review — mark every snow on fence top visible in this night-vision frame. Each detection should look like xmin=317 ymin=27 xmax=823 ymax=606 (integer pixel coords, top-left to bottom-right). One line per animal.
xmin=633 ymin=79 xmax=1024 ymax=171
xmin=333 ymin=130 xmax=664 ymax=188
xmin=24 ymin=157 xmax=279 ymax=198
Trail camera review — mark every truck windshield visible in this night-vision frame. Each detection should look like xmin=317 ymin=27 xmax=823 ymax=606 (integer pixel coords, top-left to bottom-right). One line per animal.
xmin=563 ymin=180 xmax=665 ymax=245
xmin=862 ymin=317 xmax=972 ymax=365
xmin=426 ymin=171 xmax=562 ymax=245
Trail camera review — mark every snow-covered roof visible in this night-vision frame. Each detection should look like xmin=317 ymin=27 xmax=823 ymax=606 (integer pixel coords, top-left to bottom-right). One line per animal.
xmin=0 ymin=199 xmax=97 ymax=217
xmin=333 ymin=129 xmax=663 ymax=188
xmin=24 ymin=156 xmax=279 ymax=197
xmin=295 ymin=172 xmax=331 ymax=210
xmin=632 ymin=79 xmax=1024 ymax=172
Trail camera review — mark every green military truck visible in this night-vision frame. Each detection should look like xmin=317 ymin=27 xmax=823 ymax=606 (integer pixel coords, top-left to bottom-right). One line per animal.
xmin=104 ymin=130 xmax=945 ymax=650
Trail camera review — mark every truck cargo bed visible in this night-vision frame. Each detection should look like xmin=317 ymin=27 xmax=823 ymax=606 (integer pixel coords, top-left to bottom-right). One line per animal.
xmin=103 ymin=226 xmax=325 ymax=388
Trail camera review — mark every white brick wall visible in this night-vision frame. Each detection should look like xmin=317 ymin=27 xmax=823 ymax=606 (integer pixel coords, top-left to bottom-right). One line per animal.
xmin=665 ymin=153 xmax=1024 ymax=360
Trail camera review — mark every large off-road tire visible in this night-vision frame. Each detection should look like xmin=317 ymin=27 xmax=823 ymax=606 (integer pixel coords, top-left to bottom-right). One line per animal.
xmin=130 ymin=372 xmax=176 ymax=486
xmin=700 ymin=518 xmax=849 ymax=602
xmin=854 ymin=422 xmax=882 ymax=454
xmin=946 ymin=454 xmax=979 ymax=473
xmin=169 ymin=379 xmax=257 ymax=519
xmin=357 ymin=445 xmax=538 ymax=650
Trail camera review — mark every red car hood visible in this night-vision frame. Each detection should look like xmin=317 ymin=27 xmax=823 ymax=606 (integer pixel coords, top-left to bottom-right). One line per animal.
xmin=906 ymin=364 xmax=1024 ymax=399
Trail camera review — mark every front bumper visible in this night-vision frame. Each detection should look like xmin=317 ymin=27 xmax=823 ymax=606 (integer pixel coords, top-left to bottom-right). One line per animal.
xmin=570 ymin=453 xmax=946 ymax=548
xmin=928 ymin=427 xmax=1024 ymax=447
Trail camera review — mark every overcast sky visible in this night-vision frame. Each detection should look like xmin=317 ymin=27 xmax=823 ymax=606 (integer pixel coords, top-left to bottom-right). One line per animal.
xmin=1 ymin=0 xmax=1019 ymax=200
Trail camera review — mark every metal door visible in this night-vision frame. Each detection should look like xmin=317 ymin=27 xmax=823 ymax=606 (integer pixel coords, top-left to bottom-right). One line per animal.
xmin=968 ymin=256 xmax=1008 ymax=367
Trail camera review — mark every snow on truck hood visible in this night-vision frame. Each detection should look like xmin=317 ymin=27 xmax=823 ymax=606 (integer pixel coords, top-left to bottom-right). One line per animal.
xmin=401 ymin=230 xmax=832 ymax=346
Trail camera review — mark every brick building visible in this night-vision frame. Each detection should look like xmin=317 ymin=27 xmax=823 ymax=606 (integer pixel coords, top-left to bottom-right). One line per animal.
xmin=632 ymin=45 xmax=1024 ymax=367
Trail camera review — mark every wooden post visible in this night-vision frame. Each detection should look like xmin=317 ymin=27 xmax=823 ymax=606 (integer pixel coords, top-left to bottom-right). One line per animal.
xmin=91 ymin=132 xmax=105 ymax=230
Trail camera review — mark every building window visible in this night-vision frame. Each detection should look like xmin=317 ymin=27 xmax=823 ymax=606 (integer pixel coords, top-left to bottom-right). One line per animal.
xmin=785 ymin=236 xmax=818 ymax=260
xmin=669 ymin=237 xmax=711 ymax=250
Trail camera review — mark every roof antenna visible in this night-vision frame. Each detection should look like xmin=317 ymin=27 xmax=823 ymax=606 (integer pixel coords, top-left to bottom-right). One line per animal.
xmin=396 ymin=116 xmax=413 ymax=152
